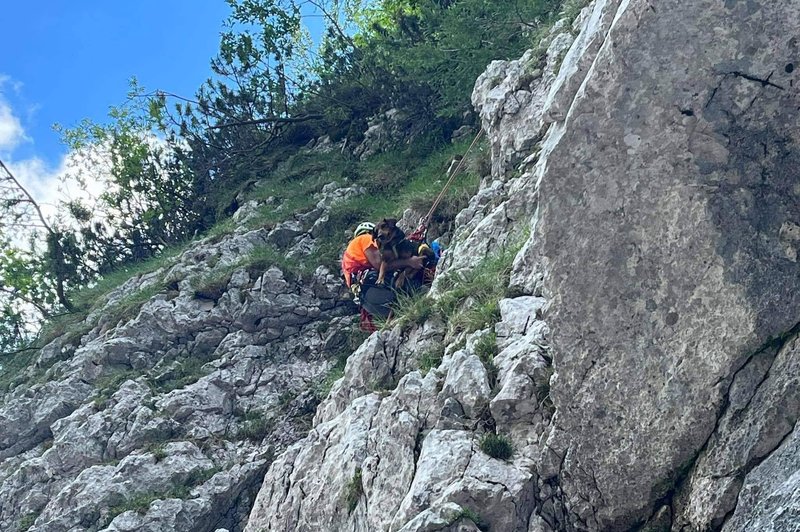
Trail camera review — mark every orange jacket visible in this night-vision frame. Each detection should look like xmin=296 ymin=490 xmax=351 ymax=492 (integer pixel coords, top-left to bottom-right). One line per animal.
xmin=342 ymin=234 xmax=377 ymax=287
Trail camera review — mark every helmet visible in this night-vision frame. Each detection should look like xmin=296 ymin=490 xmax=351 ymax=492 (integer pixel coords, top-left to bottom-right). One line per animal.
xmin=354 ymin=221 xmax=375 ymax=238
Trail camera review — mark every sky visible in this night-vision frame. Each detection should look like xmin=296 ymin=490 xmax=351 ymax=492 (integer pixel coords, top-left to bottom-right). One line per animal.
xmin=0 ymin=0 xmax=232 ymax=206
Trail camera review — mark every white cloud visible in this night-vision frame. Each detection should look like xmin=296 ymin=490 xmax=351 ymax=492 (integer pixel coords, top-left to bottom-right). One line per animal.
xmin=0 ymin=74 xmax=29 ymax=153
xmin=6 ymin=149 xmax=111 ymax=225
xmin=0 ymin=98 xmax=26 ymax=152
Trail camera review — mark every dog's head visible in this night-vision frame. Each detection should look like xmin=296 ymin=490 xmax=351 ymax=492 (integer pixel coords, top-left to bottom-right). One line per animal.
xmin=373 ymin=218 xmax=405 ymax=251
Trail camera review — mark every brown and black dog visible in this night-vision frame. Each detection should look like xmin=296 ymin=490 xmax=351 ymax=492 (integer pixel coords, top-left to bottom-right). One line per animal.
xmin=372 ymin=218 xmax=406 ymax=285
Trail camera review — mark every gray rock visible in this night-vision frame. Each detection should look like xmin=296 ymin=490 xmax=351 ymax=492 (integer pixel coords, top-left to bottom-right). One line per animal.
xmin=721 ymin=423 xmax=800 ymax=532
xmin=531 ymin=0 xmax=800 ymax=528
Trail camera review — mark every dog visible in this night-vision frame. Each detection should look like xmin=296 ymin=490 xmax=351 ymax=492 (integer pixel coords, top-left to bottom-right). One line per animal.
xmin=373 ymin=219 xmax=405 ymax=285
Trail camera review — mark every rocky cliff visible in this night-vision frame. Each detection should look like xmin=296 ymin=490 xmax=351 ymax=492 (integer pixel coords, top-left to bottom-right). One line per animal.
xmin=245 ymin=0 xmax=800 ymax=531
xmin=2 ymin=0 xmax=799 ymax=531
xmin=0 ymin=184 xmax=364 ymax=532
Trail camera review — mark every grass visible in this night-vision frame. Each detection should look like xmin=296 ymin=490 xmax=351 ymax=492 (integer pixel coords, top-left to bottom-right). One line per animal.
xmin=450 ymin=507 xmax=487 ymax=531
xmin=385 ymin=239 xmax=520 ymax=336
xmin=18 ymin=512 xmax=40 ymax=531
xmin=480 ymin=433 xmax=514 ymax=461
xmin=344 ymin=467 xmax=363 ymax=514
xmin=191 ymin=266 xmax=236 ymax=301
xmin=245 ymin=245 xmax=307 ymax=278
xmin=148 ymin=357 xmax=211 ymax=394
xmin=391 ymin=290 xmax=435 ymax=328
xmin=314 ymin=351 xmax=349 ymax=400
xmin=473 ymin=332 xmax=499 ymax=389
xmin=314 ymin=327 xmax=370 ymax=400
xmin=0 ymin=348 xmax=38 ymax=393
xmin=147 ymin=443 xmax=168 ymax=463
xmin=104 ymin=465 xmax=220 ymax=524
xmin=437 ymin=242 xmax=521 ymax=336
xmin=417 ymin=347 xmax=444 ymax=376
xmin=93 ymin=370 xmax=139 ymax=410
xmin=234 ymin=414 xmax=271 ymax=442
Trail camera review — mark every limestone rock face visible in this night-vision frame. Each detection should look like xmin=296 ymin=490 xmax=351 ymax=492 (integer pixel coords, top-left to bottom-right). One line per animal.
xmin=245 ymin=300 xmax=550 ymax=532
xmin=530 ymin=0 xmax=800 ymax=529
xmin=245 ymin=0 xmax=800 ymax=531
xmin=5 ymin=0 xmax=800 ymax=531
xmin=0 ymin=185 xmax=360 ymax=532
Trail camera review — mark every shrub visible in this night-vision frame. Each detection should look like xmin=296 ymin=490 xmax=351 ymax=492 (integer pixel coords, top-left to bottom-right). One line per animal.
xmin=480 ymin=433 xmax=514 ymax=461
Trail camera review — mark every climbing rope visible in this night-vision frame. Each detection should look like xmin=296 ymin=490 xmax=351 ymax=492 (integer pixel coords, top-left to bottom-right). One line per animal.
xmin=409 ymin=128 xmax=485 ymax=241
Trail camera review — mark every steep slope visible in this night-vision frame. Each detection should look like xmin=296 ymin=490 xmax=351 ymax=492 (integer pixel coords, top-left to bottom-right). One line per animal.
xmin=0 ymin=184 xmax=364 ymax=532
xmin=245 ymin=0 xmax=800 ymax=531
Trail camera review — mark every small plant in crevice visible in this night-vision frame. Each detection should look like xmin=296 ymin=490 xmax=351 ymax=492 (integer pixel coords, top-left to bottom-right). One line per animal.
xmin=344 ymin=467 xmax=364 ymax=514
xmin=417 ymin=347 xmax=444 ymax=376
xmin=147 ymin=442 xmax=167 ymax=463
xmin=450 ymin=506 xmax=488 ymax=531
xmin=314 ymin=349 xmax=351 ymax=400
xmin=234 ymin=410 xmax=272 ymax=442
xmin=474 ymin=331 xmax=500 ymax=389
xmin=480 ymin=432 xmax=514 ymax=461
xmin=18 ymin=511 xmax=40 ymax=532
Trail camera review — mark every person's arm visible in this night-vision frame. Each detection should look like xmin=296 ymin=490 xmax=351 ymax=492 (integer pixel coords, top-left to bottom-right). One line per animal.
xmin=364 ymin=246 xmax=382 ymax=270
xmin=386 ymin=256 xmax=424 ymax=271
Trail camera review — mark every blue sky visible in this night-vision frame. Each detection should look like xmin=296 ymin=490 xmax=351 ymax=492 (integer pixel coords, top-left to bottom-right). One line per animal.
xmin=1 ymin=1 xmax=231 ymax=168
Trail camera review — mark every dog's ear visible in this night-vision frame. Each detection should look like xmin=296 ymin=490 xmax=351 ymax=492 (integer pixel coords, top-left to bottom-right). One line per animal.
xmin=384 ymin=218 xmax=397 ymax=228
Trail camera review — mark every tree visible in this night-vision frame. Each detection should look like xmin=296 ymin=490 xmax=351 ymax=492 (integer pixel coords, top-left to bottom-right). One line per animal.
xmin=0 ymin=159 xmax=75 ymax=313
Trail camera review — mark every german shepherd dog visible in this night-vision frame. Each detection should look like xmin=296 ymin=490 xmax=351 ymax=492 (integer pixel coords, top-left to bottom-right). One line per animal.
xmin=372 ymin=218 xmax=405 ymax=285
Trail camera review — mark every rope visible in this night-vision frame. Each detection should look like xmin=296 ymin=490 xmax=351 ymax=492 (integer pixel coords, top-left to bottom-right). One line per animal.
xmin=416 ymin=128 xmax=485 ymax=235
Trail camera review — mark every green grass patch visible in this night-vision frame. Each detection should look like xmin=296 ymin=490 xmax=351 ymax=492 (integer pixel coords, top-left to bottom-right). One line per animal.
xmin=147 ymin=442 xmax=167 ymax=463
xmin=70 ymin=243 xmax=188 ymax=313
xmin=243 ymin=150 xmax=355 ymax=228
xmin=417 ymin=347 xmax=444 ymax=376
xmin=343 ymin=467 xmax=363 ymax=514
xmin=191 ymin=266 xmax=236 ymax=301
xmin=391 ymin=291 xmax=435 ymax=328
xmin=18 ymin=511 xmax=40 ymax=531
xmin=104 ymin=465 xmax=220 ymax=524
xmin=147 ymin=354 xmax=213 ymax=395
xmin=437 ymin=242 xmax=521 ymax=336
xmin=0 ymin=348 xmax=38 ymax=393
xmin=474 ymin=331 xmax=499 ymax=389
xmin=234 ymin=414 xmax=271 ymax=442
xmin=245 ymin=245 xmax=307 ymax=278
xmin=480 ymin=433 xmax=514 ymax=461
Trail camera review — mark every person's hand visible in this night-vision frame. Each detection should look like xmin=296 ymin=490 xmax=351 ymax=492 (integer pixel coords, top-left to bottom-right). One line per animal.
xmin=408 ymin=256 xmax=424 ymax=270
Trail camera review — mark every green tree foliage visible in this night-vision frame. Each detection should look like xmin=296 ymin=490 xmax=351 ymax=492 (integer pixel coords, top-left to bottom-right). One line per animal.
xmin=56 ymin=80 xmax=205 ymax=274
xmin=0 ymin=0 xmax=568 ymax=353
